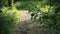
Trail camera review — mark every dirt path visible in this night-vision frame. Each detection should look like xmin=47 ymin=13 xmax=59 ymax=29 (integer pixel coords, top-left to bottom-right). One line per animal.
xmin=11 ymin=11 xmax=56 ymax=34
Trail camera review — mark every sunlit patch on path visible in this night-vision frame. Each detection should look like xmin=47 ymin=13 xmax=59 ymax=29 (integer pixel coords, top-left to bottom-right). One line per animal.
xmin=19 ymin=10 xmax=31 ymax=21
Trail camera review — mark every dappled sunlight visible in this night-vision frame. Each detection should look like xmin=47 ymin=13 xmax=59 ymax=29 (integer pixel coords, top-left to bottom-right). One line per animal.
xmin=40 ymin=5 xmax=54 ymax=13
xmin=19 ymin=10 xmax=31 ymax=21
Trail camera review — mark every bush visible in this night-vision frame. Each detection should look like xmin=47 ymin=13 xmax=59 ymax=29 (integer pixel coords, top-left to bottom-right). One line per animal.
xmin=0 ymin=7 xmax=20 ymax=34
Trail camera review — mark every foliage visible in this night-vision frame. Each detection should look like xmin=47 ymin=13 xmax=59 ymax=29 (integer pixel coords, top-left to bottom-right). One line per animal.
xmin=15 ymin=1 xmax=41 ymax=12
xmin=0 ymin=7 xmax=20 ymax=34
xmin=0 ymin=0 xmax=8 ymax=7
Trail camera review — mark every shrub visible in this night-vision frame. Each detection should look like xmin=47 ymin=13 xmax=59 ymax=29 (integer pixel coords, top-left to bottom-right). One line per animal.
xmin=0 ymin=7 xmax=20 ymax=34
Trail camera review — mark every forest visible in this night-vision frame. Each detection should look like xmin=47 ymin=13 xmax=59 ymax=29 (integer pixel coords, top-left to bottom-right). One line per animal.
xmin=0 ymin=0 xmax=60 ymax=34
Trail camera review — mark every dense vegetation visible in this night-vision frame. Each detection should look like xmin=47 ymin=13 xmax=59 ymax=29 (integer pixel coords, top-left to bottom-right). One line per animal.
xmin=0 ymin=0 xmax=20 ymax=34
xmin=0 ymin=0 xmax=60 ymax=34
